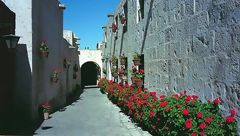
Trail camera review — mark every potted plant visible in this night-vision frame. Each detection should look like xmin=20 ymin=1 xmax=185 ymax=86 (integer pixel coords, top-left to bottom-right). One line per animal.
xmin=120 ymin=15 xmax=126 ymax=25
xmin=112 ymin=22 xmax=118 ymax=33
xmin=111 ymin=67 xmax=118 ymax=77
xmin=111 ymin=56 xmax=118 ymax=66
xmin=120 ymin=55 xmax=127 ymax=65
xmin=73 ymin=64 xmax=79 ymax=72
xmin=39 ymin=41 xmax=49 ymax=58
xmin=131 ymin=66 xmax=144 ymax=87
xmin=63 ymin=58 xmax=71 ymax=69
xmin=118 ymin=68 xmax=125 ymax=78
xmin=132 ymin=52 xmax=141 ymax=66
xmin=51 ymin=70 xmax=59 ymax=83
xmin=42 ymin=102 xmax=50 ymax=120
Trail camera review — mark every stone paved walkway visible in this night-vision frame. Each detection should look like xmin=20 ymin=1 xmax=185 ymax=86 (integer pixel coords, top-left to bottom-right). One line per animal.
xmin=34 ymin=87 xmax=152 ymax=136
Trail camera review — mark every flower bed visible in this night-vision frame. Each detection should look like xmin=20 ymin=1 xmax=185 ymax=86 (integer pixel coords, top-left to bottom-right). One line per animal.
xmin=98 ymin=78 xmax=237 ymax=135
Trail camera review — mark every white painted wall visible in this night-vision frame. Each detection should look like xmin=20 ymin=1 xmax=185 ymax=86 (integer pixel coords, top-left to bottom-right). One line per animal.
xmin=2 ymin=0 xmax=33 ymax=69
xmin=2 ymin=0 xmax=81 ymax=127
xmin=79 ymin=50 xmax=102 ymax=76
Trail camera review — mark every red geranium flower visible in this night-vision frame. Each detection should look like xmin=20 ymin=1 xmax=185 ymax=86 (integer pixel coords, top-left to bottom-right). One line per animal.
xmin=159 ymin=101 xmax=168 ymax=107
xmin=229 ymin=109 xmax=237 ymax=117
xmin=177 ymin=104 xmax=181 ymax=108
xmin=185 ymin=119 xmax=192 ymax=129
xmin=200 ymin=131 xmax=205 ymax=136
xmin=186 ymin=95 xmax=192 ymax=101
xmin=191 ymin=132 xmax=197 ymax=136
xmin=205 ymin=117 xmax=212 ymax=124
xmin=184 ymin=89 xmax=187 ymax=94
xmin=152 ymin=125 xmax=156 ymax=129
xmin=199 ymin=123 xmax=206 ymax=130
xmin=182 ymin=109 xmax=190 ymax=115
xmin=157 ymin=118 xmax=160 ymax=122
xmin=226 ymin=116 xmax=235 ymax=123
xmin=160 ymin=95 xmax=166 ymax=100
xmin=149 ymin=91 xmax=156 ymax=96
xmin=149 ymin=111 xmax=155 ymax=118
xmin=197 ymin=112 xmax=203 ymax=118
xmin=192 ymin=95 xmax=199 ymax=99
xmin=213 ymin=98 xmax=220 ymax=105
xmin=142 ymin=93 xmax=148 ymax=99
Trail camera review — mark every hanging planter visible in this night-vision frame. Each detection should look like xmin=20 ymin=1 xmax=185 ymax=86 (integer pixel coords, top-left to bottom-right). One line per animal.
xmin=111 ymin=67 xmax=118 ymax=77
xmin=39 ymin=41 xmax=49 ymax=58
xmin=118 ymin=69 xmax=125 ymax=78
xmin=73 ymin=64 xmax=79 ymax=72
xmin=112 ymin=22 xmax=118 ymax=33
xmin=120 ymin=56 xmax=127 ymax=65
xmin=63 ymin=58 xmax=71 ymax=69
xmin=51 ymin=71 xmax=59 ymax=83
xmin=132 ymin=52 xmax=141 ymax=66
xmin=111 ymin=56 xmax=117 ymax=66
xmin=131 ymin=77 xmax=137 ymax=84
xmin=135 ymin=79 xmax=143 ymax=87
xmin=120 ymin=16 xmax=126 ymax=25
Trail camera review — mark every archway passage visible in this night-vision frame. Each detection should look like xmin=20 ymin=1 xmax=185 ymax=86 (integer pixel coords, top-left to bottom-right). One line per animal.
xmin=81 ymin=62 xmax=100 ymax=86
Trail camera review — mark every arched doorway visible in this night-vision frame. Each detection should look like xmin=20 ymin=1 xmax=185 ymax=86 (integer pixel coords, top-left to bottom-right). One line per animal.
xmin=81 ymin=61 xmax=100 ymax=86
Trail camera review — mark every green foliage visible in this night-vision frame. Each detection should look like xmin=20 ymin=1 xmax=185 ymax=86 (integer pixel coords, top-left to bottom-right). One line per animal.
xmin=39 ymin=41 xmax=49 ymax=52
xmin=133 ymin=52 xmax=140 ymax=59
xmin=99 ymin=80 xmax=238 ymax=136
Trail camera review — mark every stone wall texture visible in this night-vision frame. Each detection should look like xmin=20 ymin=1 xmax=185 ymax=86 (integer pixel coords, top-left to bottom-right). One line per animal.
xmin=102 ymin=0 xmax=240 ymax=132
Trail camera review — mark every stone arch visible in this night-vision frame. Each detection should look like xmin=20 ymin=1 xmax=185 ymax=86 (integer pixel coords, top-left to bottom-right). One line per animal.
xmin=81 ymin=61 xmax=101 ymax=86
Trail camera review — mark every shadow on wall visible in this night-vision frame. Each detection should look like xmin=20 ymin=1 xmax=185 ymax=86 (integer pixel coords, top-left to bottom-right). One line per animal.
xmin=81 ymin=62 xmax=100 ymax=86
xmin=0 ymin=43 xmax=33 ymax=135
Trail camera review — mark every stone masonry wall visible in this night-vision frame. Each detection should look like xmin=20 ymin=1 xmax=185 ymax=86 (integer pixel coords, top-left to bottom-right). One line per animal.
xmin=103 ymin=0 xmax=240 ymax=132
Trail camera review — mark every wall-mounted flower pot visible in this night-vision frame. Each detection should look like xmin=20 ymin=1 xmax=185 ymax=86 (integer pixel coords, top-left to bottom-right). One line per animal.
xmin=51 ymin=77 xmax=58 ymax=83
xmin=131 ymin=77 xmax=136 ymax=84
xmin=135 ymin=79 xmax=143 ymax=87
xmin=118 ymin=73 xmax=124 ymax=78
xmin=51 ymin=71 xmax=59 ymax=83
xmin=121 ymin=17 xmax=126 ymax=24
xmin=63 ymin=59 xmax=71 ymax=69
xmin=133 ymin=58 xmax=141 ymax=66
xmin=44 ymin=112 xmax=49 ymax=120
xmin=40 ymin=51 xmax=49 ymax=58
xmin=74 ymin=64 xmax=79 ymax=72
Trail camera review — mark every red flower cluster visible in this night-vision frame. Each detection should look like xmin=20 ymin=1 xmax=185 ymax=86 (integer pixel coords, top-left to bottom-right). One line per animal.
xmin=182 ymin=109 xmax=190 ymax=115
xmin=98 ymin=79 xmax=237 ymax=136
xmin=185 ymin=119 xmax=192 ymax=129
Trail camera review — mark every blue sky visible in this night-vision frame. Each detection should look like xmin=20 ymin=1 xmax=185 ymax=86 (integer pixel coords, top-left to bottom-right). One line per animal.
xmin=59 ymin=0 xmax=120 ymax=49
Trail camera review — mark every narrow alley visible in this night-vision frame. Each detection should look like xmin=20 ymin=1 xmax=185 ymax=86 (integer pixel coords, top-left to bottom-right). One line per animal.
xmin=34 ymin=87 xmax=151 ymax=136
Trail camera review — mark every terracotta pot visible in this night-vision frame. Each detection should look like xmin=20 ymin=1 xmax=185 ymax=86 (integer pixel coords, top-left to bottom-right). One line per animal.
xmin=44 ymin=112 xmax=49 ymax=120
xmin=51 ymin=77 xmax=58 ymax=83
xmin=133 ymin=59 xmax=141 ymax=66
xmin=40 ymin=51 xmax=49 ymax=58
xmin=131 ymin=77 xmax=136 ymax=84
xmin=121 ymin=17 xmax=126 ymax=24
xmin=135 ymin=79 xmax=143 ymax=87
